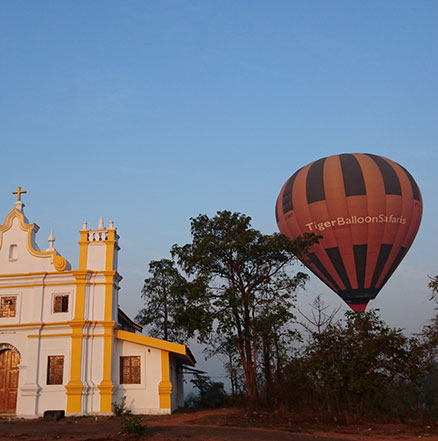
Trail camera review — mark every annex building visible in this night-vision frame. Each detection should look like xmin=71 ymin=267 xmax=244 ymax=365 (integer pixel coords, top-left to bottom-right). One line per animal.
xmin=0 ymin=187 xmax=195 ymax=417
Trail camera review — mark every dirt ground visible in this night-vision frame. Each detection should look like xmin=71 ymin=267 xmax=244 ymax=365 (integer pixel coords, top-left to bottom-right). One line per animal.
xmin=0 ymin=408 xmax=438 ymax=441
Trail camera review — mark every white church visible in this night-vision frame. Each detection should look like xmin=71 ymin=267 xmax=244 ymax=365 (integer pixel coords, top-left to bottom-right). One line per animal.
xmin=0 ymin=187 xmax=195 ymax=417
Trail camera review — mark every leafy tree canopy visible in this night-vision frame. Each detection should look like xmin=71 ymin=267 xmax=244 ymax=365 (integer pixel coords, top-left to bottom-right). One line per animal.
xmin=171 ymin=210 xmax=318 ymax=402
xmin=136 ymin=258 xmax=189 ymax=343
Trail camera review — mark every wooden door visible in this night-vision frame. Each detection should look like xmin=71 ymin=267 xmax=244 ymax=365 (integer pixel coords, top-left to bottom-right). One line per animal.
xmin=0 ymin=350 xmax=19 ymax=413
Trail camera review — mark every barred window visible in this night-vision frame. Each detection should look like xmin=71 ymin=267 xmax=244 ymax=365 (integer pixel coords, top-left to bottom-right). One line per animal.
xmin=0 ymin=297 xmax=16 ymax=318
xmin=120 ymin=356 xmax=141 ymax=384
xmin=47 ymin=356 xmax=64 ymax=385
xmin=53 ymin=295 xmax=69 ymax=313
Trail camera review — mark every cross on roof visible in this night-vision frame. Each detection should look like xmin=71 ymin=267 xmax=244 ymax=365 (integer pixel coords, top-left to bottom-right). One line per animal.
xmin=12 ymin=186 xmax=27 ymax=202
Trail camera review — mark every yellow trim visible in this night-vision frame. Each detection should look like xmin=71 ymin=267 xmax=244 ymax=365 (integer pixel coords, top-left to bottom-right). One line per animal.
xmin=0 ymin=320 xmax=109 ymax=329
xmin=105 ymin=229 xmax=116 ymax=272
xmin=28 ymin=333 xmax=105 ymax=338
xmin=98 ymin=322 xmax=114 ymax=413
xmin=96 ymin=233 xmax=117 ymax=413
xmin=78 ymin=230 xmax=89 ymax=270
xmin=104 ymin=275 xmax=113 ymax=322
xmin=159 ymin=350 xmax=172 ymax=409
xmin=0 ymin=280 xmax=115 ymax=289
xmin=72 ymin=272 xmax=88 ymax=321
xmin=66 ymin=271 xmax=89 ymax=413
xmin=65 ymin=321 xmax=84 ymax=413
xmin=0 ymin=321 xmax=70 ymax=328
xmin=0 ymin=208 xmax=67 ymax=272
xmin=114 ymin=329 xmax=187 ymax=355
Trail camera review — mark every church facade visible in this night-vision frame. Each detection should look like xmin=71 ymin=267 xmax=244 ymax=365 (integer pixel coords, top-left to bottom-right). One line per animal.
xmin=0 ymin=188 xmax=194 ymax=417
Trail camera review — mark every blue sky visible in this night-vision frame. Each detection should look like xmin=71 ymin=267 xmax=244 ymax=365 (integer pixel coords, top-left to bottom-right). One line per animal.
xmin=1 ymin=1 xmax=437 ymax=379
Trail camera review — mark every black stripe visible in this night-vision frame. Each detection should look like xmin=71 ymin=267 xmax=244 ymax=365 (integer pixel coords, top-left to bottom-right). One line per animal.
xmin=326 ymin=247 xmax=352 ymax=290
xmin=282 ymin=170 xmax=299 ymax=214
xmin=378 ymin=247 xmax=407 ymax=289
xmin=337 ymin=288 xmax=379 ymax=304
xmin=400 ymin=165 xmax=421 ymax=201
xmin=306 ymin=157 xmax=326 ymax=203
xmin=275 ymin=197 xmax=279 ymax=223
xmin=307 ymin=252 xmax=341 ymax=292
xmin=353 ymin=244 xmax=367 ymax=290
xmin=366 ymin=154 xmax=401 ymax=195
xmin=370 ymin=244 xmax=393 ymax=288
xmin=340 ymin=154 xmax=366 ymax=196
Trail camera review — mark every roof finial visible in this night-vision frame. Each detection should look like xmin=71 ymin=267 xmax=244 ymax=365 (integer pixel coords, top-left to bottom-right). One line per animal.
xmin=98 ymin=216 xmax=105 ymax=230
xmin=47 ymin=230 xmax=55 ymax=251
xmin=12 ymin=186 xmax=27 ymax=202
xmin=12 ymin=186 xmax=27 ymax=212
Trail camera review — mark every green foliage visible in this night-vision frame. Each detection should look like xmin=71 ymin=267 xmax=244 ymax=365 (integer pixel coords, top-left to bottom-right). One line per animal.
xmin=112 ymin=396 xmax=127 ymax=417
xmin=113 ymin=396 xmax=147 ymax=435
xmin=171 ymin=210 xmax=319 ymax=402
xmin=120 ymin=412 xmax=148 ymax=436
xmin=428 ymin=275 xmax=438 ymax=302
xmin=278 ymin=307 xmax=438 ymax=424
xmin=136 ymin=258 xmax=189 ymax=343
xmin=302 ymin=310 xmax=415 ymax=420
xmin=186 ymin=372 xmax=227 ymax=409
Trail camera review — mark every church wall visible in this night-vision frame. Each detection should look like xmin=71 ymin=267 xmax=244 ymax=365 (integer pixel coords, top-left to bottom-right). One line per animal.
xmin=86 ymin=243 xmax=107 ymax=272
xmin=82 ymin=333 xmax=105 ymax=414
xmin=42 ymin=286 xmax=75 ymax=323
xmin=84 ymin=281 xmax=106 ymax=322
xmin=35 ymin=336 xmax=71 ymax=416
xmin=112 ymin=339 xmax=166 ymax=414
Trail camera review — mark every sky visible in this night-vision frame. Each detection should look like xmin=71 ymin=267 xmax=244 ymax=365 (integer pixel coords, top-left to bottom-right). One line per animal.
xmin=1 ymin=1 xmax=437 ymax=382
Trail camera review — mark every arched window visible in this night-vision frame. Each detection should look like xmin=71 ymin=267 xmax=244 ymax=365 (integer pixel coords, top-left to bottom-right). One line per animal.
xmin=8 ymin=244 xmax=18 ymax=260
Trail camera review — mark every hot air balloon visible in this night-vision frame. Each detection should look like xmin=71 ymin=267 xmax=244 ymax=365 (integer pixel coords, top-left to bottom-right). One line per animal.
xmin=276 ymin=153 xmax=422 ymax=312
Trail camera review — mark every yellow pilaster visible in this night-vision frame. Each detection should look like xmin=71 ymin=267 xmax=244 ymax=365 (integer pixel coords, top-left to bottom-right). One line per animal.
xmin=98 ymin=233 xmax=117 ymax=413
xmin=66 ymin=271 xmax=88 ymax=414
xmin=66 ymin=322 xmax=85 ymax=413
xmin=78 ymin=230 xmax=89 ymax=270
xmin=105 ymin=229 xmax=116 ymax=271
xmin=158 ymin=350 xmax=172 ymax=409
xmin=98 ymin=322 xmax=115 ymax=412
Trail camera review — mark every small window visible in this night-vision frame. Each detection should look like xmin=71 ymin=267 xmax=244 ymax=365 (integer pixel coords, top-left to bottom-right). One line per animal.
xmin=47 ymin=356 xmax=64 ymax=385
xmin=0 ymin=297 xmax=16 ymax=318
xmin=8 ymin=244 xmax=18 ymax=260
xmin=120 ymin=356 xmax=141 ymax=384
xmin=53 ymin=295 xmax=69 ymax=313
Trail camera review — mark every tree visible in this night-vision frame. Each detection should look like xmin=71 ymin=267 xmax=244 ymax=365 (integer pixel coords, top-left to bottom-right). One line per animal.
xmin=300 ymin=310 xmax=413 ymax=422
xmin=428 ymin=275 xmax=438 ymax=302
xmin=204 ymin=335 xmax=245 ymax=397
xmin=171 ymin=210 xmax=318 ymax=404
xmin=298 ymin=295 xmax=341 ymax=335
xmin=186 ymin=372 xmax=227 ymax=409
xmin=136 ymin=259 xmax=188 ymax=343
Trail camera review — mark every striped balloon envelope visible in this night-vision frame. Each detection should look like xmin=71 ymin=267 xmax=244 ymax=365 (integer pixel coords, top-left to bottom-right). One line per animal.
xmin=276 ymin=153 xmax=423 ymax=312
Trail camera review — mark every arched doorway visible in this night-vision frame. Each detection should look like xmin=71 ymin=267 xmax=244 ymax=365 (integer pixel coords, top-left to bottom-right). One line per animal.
xmin=0 ymin=349 xmax=19 ymax=413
